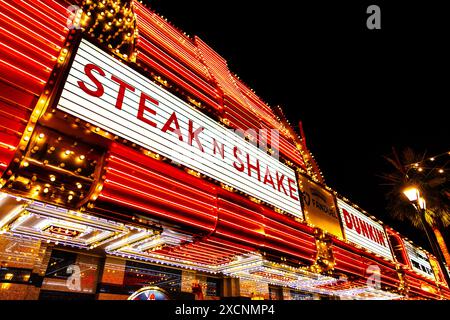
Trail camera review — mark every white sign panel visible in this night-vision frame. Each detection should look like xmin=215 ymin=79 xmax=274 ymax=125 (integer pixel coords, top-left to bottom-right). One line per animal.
xmin=57 ymin=39 xmax=303 ymax=218
xmin=403 ymin=241 xmax=435 ymax=279
xmin=337 ymin=199 xmax=393 ymax=260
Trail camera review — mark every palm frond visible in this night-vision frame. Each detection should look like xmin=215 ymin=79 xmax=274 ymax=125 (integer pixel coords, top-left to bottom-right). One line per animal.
xmin=380 ymin=147 xmax=450 ymax=230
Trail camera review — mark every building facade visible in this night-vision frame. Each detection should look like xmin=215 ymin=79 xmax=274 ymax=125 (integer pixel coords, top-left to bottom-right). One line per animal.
xmin=0 ymin=0 xmax=449 ymax=300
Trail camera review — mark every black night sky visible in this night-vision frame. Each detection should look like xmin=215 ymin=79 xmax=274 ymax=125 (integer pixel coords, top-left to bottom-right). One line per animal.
xmin=145 ymin=1 xmax=449 ymax=249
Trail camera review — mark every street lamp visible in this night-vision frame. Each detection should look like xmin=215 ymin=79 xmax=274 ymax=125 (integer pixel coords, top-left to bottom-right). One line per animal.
xmin=402 ymin=186 xmax=450 ymax=287
xmin=403 ymin=187 xmax=420 ymax=203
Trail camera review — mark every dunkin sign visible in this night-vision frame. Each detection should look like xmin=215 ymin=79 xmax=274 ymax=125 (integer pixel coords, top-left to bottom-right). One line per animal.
xmin=337 ymin=199 xmax=393 ymax=260
xmin=56 ymin=39 xmax=303 ymax=218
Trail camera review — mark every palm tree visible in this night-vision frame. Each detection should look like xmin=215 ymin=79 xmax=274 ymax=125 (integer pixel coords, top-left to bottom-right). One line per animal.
xmin=380 ymin=148 xmax=450 ymax=267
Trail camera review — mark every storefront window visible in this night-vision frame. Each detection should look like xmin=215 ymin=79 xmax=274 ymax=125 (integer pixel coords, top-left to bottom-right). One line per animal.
xmin=124 ymin=261 xmax=182 ymax=295
xmin=290 ymin=289 xmax=315 ymax=300
xmin=0 ymin=267 xmax=32 ymax=284
xmin=206 ymin=277 xmax=220 ymax=297
xmin=268 ymin=285 xmax=283 ymax=300
xmin=40 ymin=249 xmax=100 ymax=298
xmin=45 ymin=250 xmax=77 ymax=280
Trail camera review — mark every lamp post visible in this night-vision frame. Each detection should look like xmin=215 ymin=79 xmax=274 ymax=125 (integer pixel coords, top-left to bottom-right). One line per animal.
xmin=402 ymin=187 xmax=450 ymax=288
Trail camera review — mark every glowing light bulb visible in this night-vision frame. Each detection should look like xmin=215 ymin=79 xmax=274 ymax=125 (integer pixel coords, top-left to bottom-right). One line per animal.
xmin=38 ymin=133 xmax=45 ymax=139
xmin=79 ymin=155 xmax=86 ymax=160
xmin=50 ymin=175 xmax=56 ymax=182
xmin=65 ymin=150 xmax=71 ymax=156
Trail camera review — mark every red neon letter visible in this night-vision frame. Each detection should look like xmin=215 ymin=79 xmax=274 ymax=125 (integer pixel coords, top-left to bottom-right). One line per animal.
xmin=162 ymin=112 xmax=183 ymax=141
xmin=78 ymin=63 xmax=105 ymax=97
xmin=276 ymin=172 xmax=288 ymax=196
xmin=263 ymin=165 xmax=276 ymax=189
xmin=233 ymin=146 xmax=245 ymax=172
xmin=111 ymin=75 xmax=135 ymax=110
xmin=246 ymin=154 xmax=261 ymax=181
xmin=367 ymin=224 xmax=376 ymax=242
xmin=361 ymin=220 xmax=369 ymax=238
xmin=376 ymin=229 xmax=387 ymax=247
xmin=342 ymin=209 xmax=353 ymax=229
xmin=188 ymin=120 xmax=204 ymax=152
xmin=287 ymin=178 xmax=299 ymax=201
xmin=351 ymin=215 xmax=361 ymax=234
xmin=137 ymin=92 xmax=158 ymax=128
xmin=212 ymin=138 xmax=225 ymax=159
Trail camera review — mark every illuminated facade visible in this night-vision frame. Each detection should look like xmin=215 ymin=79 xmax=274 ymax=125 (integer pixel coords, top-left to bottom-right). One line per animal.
xmin=0 ymin=0 xmax=449 ymax=300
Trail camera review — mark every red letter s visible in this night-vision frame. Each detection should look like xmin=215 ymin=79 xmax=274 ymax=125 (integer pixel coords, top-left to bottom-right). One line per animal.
xmin=233 ymin=146 xmax=245 ymax=172
xmin=78 ymin=63 xmax=105 ymax=97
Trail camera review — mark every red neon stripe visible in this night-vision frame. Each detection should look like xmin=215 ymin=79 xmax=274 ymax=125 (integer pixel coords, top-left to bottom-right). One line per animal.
xmin=0 ymin=11 xmax=61 ymax=49
xmin=214 ymin=230 xmax=264 ymax=247
xmin=0 ymin=0 xmax=66 ymax=39
xmin=138 ymin=54 xmax=222 ymax=111
xmin=103 ymin=180 xmax=217 ymax=219
xmin=48 ymin=0 xmax=72 ymax=15
xmin=134 ymin=5 xmax=210 ymax=79
xmin=0 ymin=141 xmax=15 ymax=150
xmin=0 ymin=26 xmax=58 ymax=60
xmin=107 ymin=168 xmax=215 ymax=208
xmin=107 ymin=170 xmax=213 ymax=204
xmin=0 ymin=41 xmax=52 ymax=71
xmin=181 ymin=244 xmax=230 ymax=259
xmin=209 ymin=233 xmax=255 ymax=247
xmin=19 ymin=0 xmax=68 ymax=29
xmin=0 ymin=59 xmax=46 ymax=83
xmin=190 ymin=242 xmax=243 ymax=256
xmin=207 ymin=237 xmax=254 ymax=253
xmin=108 ymin=156 xmax=215 ymax=197
xmin=173 ymin=246 xmax=229 ymax=262
xmin=217 ymin=220 xmax=265 ymax=237
xmin=156 ymin=249 xmax=220 ymax=265
xmin=138 ymin=38 xmax=218 ymax=96
xmin=98 ymin=193 xmax=215 ymax=231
